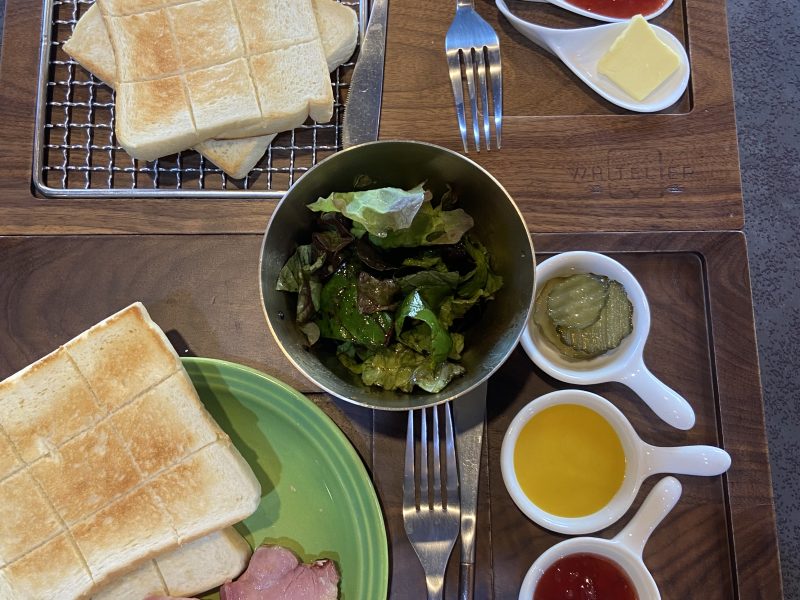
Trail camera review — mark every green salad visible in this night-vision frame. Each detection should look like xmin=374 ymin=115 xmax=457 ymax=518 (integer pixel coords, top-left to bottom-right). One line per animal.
xmin=276 ymin=181 xmax=503 ymax=394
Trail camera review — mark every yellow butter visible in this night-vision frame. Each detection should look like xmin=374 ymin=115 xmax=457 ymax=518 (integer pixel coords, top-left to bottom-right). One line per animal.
xmin=597 ymin=15 xmax=681 ymax=102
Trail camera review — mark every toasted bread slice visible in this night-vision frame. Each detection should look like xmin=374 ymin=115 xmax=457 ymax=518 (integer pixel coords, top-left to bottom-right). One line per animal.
xmin=0 ymin=303 xmax=261 ymax=599
xmin=92 ymin=528 xmax=251 ymax=600
xmin=64 ymin=0 xmax=357 ymax=177
xmin=95 ymin=0 xmax=331 ymax=160
xmin=315 ymin=0 xmax=358 ymax=71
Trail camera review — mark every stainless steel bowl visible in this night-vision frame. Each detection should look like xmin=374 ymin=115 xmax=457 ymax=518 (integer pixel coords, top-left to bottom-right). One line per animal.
xmin=259 ymin=141 xmax=535 ymax=410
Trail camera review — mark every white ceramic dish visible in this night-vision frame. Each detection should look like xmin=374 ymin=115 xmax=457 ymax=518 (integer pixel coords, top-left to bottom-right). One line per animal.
xmin=519 ymin=0 xmax=674 ymax=23
xmin=518 ymin=476 xmax=682 ymax=600
xmin=520 ymin=250 xmax=696 ymax=430
xmin=496 ymin=0 xmax=691 ymax=113
xmin=501 ymin=389 xmax=730 ymax=534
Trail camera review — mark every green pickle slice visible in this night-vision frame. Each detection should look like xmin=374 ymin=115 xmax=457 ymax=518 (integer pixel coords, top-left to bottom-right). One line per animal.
xmin=533 ymin=277 xmax=597 ymax=360
xmin=546 ymin=273 xmax=609 ymax=329
xmin=533 ymin=273 xmax=634 ymax=361
xmin=557 ymin=280 xmax=633 ymax=356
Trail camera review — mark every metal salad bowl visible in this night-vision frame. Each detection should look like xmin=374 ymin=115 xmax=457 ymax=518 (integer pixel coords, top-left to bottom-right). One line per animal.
xmin=259 ymin=140 xmax=535 ymax=411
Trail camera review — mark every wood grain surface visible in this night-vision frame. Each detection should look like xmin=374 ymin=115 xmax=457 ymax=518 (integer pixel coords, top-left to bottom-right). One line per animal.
xmin=0 ymin=231 xmax=781 ymax=598
xmin=379 ymin=0 xmax=744 ymax=233
xmin=0 ymin=0 xmax=742 ymax=234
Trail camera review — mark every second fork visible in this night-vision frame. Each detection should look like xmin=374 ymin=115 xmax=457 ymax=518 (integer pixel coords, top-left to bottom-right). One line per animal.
xmin=403 ymin=404 xmax=461 ymax=600
xmin=445 ymin=0 xmax=503 ymax=152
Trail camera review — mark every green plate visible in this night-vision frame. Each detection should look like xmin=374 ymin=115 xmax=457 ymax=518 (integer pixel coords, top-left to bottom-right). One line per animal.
xmin=182 ymin=357 xmax=388 ymax=600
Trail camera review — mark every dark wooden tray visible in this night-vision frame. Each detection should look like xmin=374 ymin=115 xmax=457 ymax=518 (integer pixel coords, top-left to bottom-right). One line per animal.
xmin=0 ymin=231 xmax=781 ymax=598
xmin=381 ymin=0 xmax=743 ymax=233
xmin=0 ymin=0 xmax=741 ymax=234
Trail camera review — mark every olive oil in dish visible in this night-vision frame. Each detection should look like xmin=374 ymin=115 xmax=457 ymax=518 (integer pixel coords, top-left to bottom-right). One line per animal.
xmin=512 ymin=404 xmax=626 ymax=517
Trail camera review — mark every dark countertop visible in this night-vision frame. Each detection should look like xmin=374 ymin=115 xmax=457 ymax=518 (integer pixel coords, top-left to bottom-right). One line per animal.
xmin=0 ymin=0 xmax=796 ymax=595
xmin=728 ymin=1 xmax=799 ymax=596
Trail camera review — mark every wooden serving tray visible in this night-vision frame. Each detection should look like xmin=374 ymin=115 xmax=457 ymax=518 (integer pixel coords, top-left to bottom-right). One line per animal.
xmin=0 ymin=231 xmax=780 ymax=598
xmin=0 ymin=0 xmax=741 ymax=234
xmin=380 ymin=0 xmax=743 ymax=232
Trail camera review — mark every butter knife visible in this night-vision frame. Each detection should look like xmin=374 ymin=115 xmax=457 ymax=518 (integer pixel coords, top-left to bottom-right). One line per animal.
xmin=342 ymin=0 xmax=389 ymax=148
xmin=454 ymin=381 xmax=487 ymax=600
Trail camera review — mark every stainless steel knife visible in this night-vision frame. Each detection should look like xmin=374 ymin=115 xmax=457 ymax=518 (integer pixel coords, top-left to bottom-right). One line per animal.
xmin=454 ymin=381 xmax=488 ymax=600
xmin=342 ymin=0 xmax=389 ymax=148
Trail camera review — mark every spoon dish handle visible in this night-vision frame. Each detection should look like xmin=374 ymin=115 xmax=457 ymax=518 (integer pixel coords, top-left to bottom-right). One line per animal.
xmin=618 ymin=361 xmax=696 ymax=430
xmin=614 ymin=476 xmax=682 ymax=557
xmin=645 ymin=444 xmax=731 ymax=477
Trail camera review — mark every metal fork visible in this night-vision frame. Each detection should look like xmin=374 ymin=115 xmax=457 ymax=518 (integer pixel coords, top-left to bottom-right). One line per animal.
xmin=403 ymin=404 xmax=461 ymax=600
xmin=445 ymin=0 xmax=503 ymax=153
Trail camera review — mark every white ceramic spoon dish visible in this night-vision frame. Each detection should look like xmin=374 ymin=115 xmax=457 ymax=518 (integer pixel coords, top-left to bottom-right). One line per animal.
xmin=496 ymin=0 xmax=690 ymax=112
xmin=518 ymin=476 xmax=682 ymax=599
xmin=518 ymin=0 xmax=674 ymax=23
xmin=521 ymin=250 xmax=696 ymax=430
xmin=501 ymin=389 xmax=730 ymax=534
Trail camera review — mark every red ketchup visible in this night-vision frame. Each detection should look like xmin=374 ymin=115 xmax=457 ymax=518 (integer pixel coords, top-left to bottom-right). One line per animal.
xmin=565 ymin=0 xmax=668 ymax=19
xmin=533 ymin=553 xmax=638 ymax=600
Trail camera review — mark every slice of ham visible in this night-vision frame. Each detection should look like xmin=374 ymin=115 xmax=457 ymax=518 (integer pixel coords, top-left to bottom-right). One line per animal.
xmin=220 ymin=545 xmax=339 ymax=600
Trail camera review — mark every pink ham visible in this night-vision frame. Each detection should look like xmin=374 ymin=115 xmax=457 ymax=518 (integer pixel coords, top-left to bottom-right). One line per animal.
xmin=220 ymin=545 xmax=339 ymax=600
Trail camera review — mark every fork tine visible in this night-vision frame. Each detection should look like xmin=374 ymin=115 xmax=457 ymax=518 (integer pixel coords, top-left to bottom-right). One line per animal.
xmin=487 ymin=45 xmax=503 ymax=149
xmin=446 ymin=49 xmax=469 ymax=153
xmin=462 ymin=49 xmax=481 ymax=152
xmin=432 ymin=407 xmax=442 ymax=508
xmin=475 ymin=48 xmax=491 ymax=151
xmin=419 ymin=408 xmax=429 ymax=509
xmin=444 ymin=403 xmax=458 ymax=508
xmin=404 ymin=410 xmax=416 ymax=510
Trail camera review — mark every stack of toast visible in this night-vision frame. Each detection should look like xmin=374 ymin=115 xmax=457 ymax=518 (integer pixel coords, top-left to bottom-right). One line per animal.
xmin=63 ymin=0 xmax=358 ymax=178
xmin=0 ymin=303 xmax=261 ymax=599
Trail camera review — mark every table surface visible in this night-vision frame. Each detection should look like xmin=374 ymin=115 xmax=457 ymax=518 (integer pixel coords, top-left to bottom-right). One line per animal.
xmin=0 ymin=0 xmax=742 ymax=234
xmin=0 ymin=231 xmax=782 ymax=599
xmin=0 ymin=0 xmax=798 ymax=597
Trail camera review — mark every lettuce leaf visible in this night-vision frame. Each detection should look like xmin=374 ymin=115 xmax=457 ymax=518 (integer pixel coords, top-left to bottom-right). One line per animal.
xmin=457 ymin=236 xmax=504 ymax=300
xmin=358 ymin=344 xmax=465 ymax=393
xmin=368 ymin=201 xmax=474 ymax=248
xmin=307 ymin=183 xmax=426 ymax=236
xmin=276 ymin=244 xmax=325 ymax=324
xmin=395 ymin=291 xmax=451 ymax=364
xmin=315 ymin=265 xmax=393 ymax=349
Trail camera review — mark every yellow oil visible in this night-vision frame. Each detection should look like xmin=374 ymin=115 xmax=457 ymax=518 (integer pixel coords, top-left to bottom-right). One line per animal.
xmin=513 ymin=403 xmax=626 ymax=517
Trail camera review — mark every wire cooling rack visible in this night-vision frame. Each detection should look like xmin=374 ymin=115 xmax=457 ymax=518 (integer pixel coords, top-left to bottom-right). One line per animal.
xmin=32 ymin=0 xmax=364 ymax=198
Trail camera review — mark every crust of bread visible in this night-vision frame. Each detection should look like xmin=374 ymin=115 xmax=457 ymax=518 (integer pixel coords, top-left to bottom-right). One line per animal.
xmin=63 ymin=302 xmax=182 ymax=412
xmin=91 ymin=527 xmax=250 ymax=600
xmin=248 ymin=40 xmax=334 ymax=134
xmin=195 ymin=134 xmax=276 ymax=179
xmin=315 ymin=0 xmax=358 ymax=71
xmin=158 ymin=527 xmax=251 ymax=596
xmin=62 ymin=4 xmax=116 ymax=83
xmin=64 ymin=0 xmax=357 ymax=174
xmin=148 ymin=440 xmax=261 ymax=543
xmin=91 ymin=559 xmax=166 ymax=600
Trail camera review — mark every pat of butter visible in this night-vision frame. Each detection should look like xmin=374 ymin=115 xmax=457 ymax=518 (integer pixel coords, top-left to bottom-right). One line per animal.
xmin=597 ymin=15 xmax=681 ymax=102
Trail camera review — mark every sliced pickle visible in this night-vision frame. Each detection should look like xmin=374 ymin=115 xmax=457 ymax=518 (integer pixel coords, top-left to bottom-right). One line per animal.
xmin=557 ymin=281 xmax=633 ymax=356
xmin=533 ymin=277 xmax=596 ymax=360
xmin=547 ymin=273 xmax=609 ymax=329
